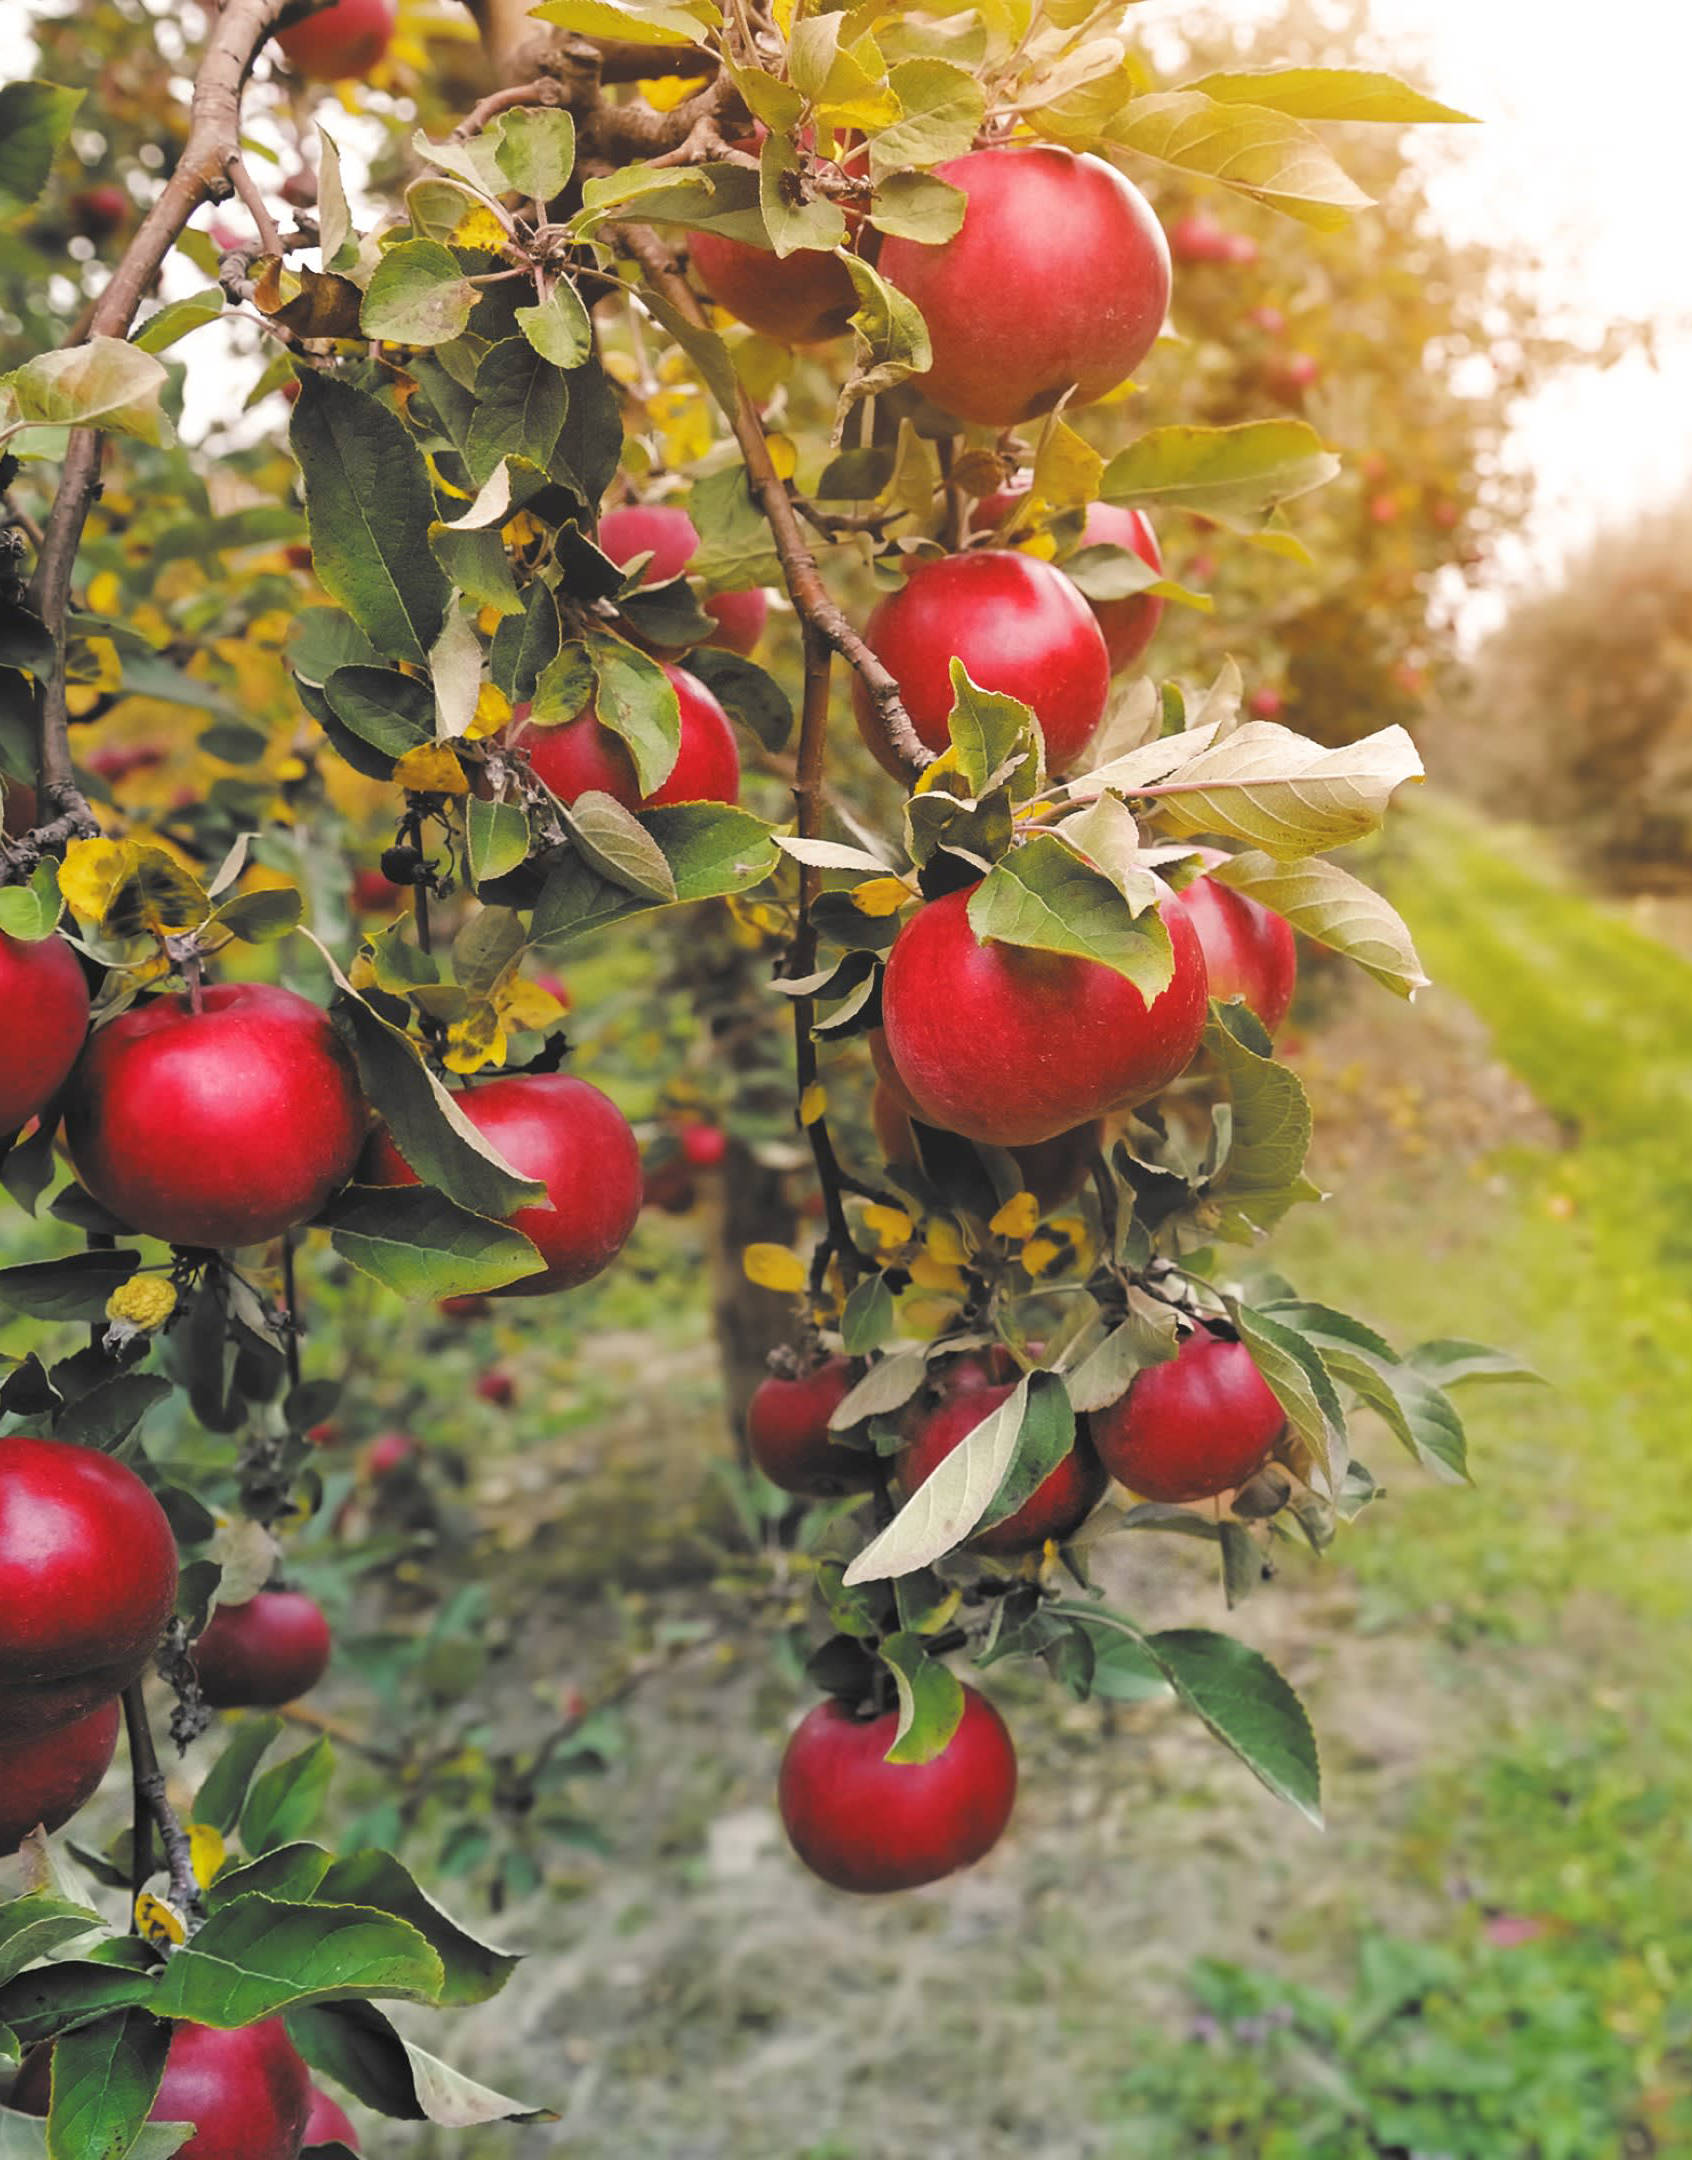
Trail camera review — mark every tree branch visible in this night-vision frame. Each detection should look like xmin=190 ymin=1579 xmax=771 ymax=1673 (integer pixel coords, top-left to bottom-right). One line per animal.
xmin=15 ymin=0 xmax=291 ymax=885
xmin=613 ymin=225 xmax=933 ymax=771
xmin=122 ymin=1683 xmax=204 ymax=1928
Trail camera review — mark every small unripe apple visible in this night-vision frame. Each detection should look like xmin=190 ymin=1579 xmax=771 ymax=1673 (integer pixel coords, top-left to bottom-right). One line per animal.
xmin=778 ymin=1684 xmax=1017 ymax=1892
xmin=0 ymin=931 xmax=89 ymax=1136
xmin=275 ymin=0 xmax=397 ymax=78
xmin=597 ymin=503 xmax=769 ymax=655
xmin=974 ymin=487 xmax=1165 ymax=675
xmin=679 ymin=1120 xmax=728 ymax=1169
xmin=1093 ymin=1322 xmax=1286 ymax=1503
xmin=879 ymin=147 xmax=1169 ymax=428
xmin=0 ymin=1698 xmax=122 ymax=1852
xmin=64 ymin=983 xmax=366 ymax=1251
xmin=192 ymin=1589 xmax=332 ymax=1710
xmin=0 ymin=1435 xmax=179 ymax=1737
xmin=900 ymin=1381 xmax=1106 ymax=1556
xmin=880 ymin=886 xmax=1209 ymax=1147
xmin=13 ymin=2018 xmax=313 ymax=2160
xmin=364 ymin=1073 xmax=642 ymax=1296
xmin=1172 ymin=854 xmax=1297 ymax=1034
xmin=853 ymin=551 xmax=1111 ymax=779
xmin=475 ymin=1368 xmax=516 ymax=1408
xmin=747 ymin=1357 xmax=873 ymax=1497
xmin=304 ymin=2085 xmax=361 ymax=2150
xmin=517 ymin=663 xmax=739 ymax=812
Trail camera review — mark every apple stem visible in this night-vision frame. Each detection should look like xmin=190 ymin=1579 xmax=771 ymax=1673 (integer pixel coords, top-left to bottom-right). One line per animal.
xmin=280 ymin=1232 xmax=303 ymax=1396
xmin=182 ymin=953 xmax=205 ymax=1016
xmin=122 ymin=1682 xmax=204 ymax=1933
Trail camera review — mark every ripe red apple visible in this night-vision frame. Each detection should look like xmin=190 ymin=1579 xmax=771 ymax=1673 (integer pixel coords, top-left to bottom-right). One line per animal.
xmin=1172 ymin=855 xmax=1297 ymax=1033
xmin=13 ymin=2018 xmax=312 ymax=2160
xmin=1264 ymin=351 xmax=1321 ymax=403
xmin=1093 ymin=1322 xmax=1286 ymax=1503
xmin=304 ymin=2085 xmax=361 ymax=2150
xmin=1249 ymin=304 xmax=1286 ymax=337
xmin=778 ymin=1684 xmax=1017 ymax=1892
xmin=438 ymin=1292 xmax=493 ymax=1321
xmin=747 ymin=1357 xmax=874 ymax=1497
xmin=350 ymin=867 xmax=393 ymax=914
xmin=1369 ymin=492 xmax=1402 ymax=526
xmin=0 ymin=1698 xmax=122 ymax=1852
xmin=517 ymin=664 xmax=739 ymax=812
xmin=874 ymin=1083 xmax=1101 ymax=1214
xmin=853 ymin=551 xmax=1111 ymax=779
xmin=0 ymin=931 xmax=89 ymax=1135
xmin=70 ymin=184 xmax=129 ymax=240
xmin=932 ymin=1345 xmax=1019 ymax=1396
xmin=975 ymin=487 xmax=1166 ymax=675
xmin=475 ymin=1368 xmax=516 ymax=1408
xmin=880 ymin=886 xmax=1209 ymax=1147
xmin=900 ymin=1382 xmax=1106 ymax=1556
xmin=63 ymin=984 xmax=366 ymax=1251
xmin=1246 ymin=686 xmax=1285 ymax=721
xmin=364 ymin=1073 xmax=642 ymax=1295
xmin=1167 ymin=210 xmax=1236 ymax=264
xmin=192 ymin=1590 xmax=332 ymax=1710
xmin=879 ymin=147 xmax=1169 ymax=428
xmin=0 ymin=1435 xmax=179 ymax=1737
xmin=691 ymin=228 xmax=859 ymax=344
xmin=275 ymin=0 xmax=397 ymax=78
xmin=362 ymin=1430 xmax=418 ymax=1477
xmin=678 ymin=1120 xmax=728 ymax=1169
xmin=598 ymin=503 xmax=769 ymax=655
xmin=1223 ymin=232 xmax=1260 ymax=266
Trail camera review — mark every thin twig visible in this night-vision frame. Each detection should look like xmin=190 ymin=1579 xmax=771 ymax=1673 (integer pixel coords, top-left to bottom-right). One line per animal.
xmin=226 ymin=154 xmax=284 ymax=256
xmin=122 ymin=1684 xmax=204 ymax=1928
xmin=613 ymin=225 xmax=933 ymax=771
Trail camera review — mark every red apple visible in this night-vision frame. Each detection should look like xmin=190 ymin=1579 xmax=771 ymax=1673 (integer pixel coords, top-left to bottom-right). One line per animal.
xmin=350 ymin=867 xmax=393 ymax=914
xmin=1223 ymin=232 xmax=1260 ymax=266
xmin=363 ymin=1073 xmax=642 ymax=1295
xmin=880 ymin=885 xmax=1209 ymax=1147
xmin=1093 ymin=1322 xmax=1286 ymax=1503
xmin=1249 ymin=304 xmax=1286 ymax=337
xmin=63 ymin=984 xmax=366 ymax=1251
xmin=13 ymin=2018 xmax=312 ymax=2160
xmin=900 ymin=1382 xmax=1106 ymax=1556
xmin=304 ymin=2085 xmax=361 ymax=2150
xmin=0 ymin=1698 xmax=122 ymax=1852
xmin=678 ymin=1120 xmax=727 ymax=1169
xmin=879 ymin=147 xmax=1169 ymax=428
xmin=597 ymin=503 xmax=769 ymax=655
xmin=0 ymin=931 xmax=89 ymax=1135
xmin=362 ymin=1430 xmax=418 ymax=1477
xmin=192 ymin=1590 xmax=332 ymax=1710
xmin=0 ymin=1435 xmax=179 ymax=1738
xmin=747 ymin=1357 xmax=873 ymax=1497
xmin=1167 ymin=210 xmax=1236 ymax=264
xmin=438 ymin=1293 xmax=492 ymax=1321
xmin=518 ymin=663 xmax=739 ymax=812
xmin=70 ymin=184 xmax=129 ymax=240
xmin=1246 ymin=686 xmax=1285 ymax=721
xmin=853 ymin=551 xmax=1111 ymax=779
xmin=1172 ymin=855 xmax=1297 ymax=1033
xmin=932 ymin=1345 xmax=1019 ymax=1395
xmin=778 ymin=1684 xmax=1016 ymax=1892
xmin=1369 ymin=492 xmax=1402 ymax=526
xmin=975 ymin=487 xmax=1166 ymax=675
xmin=874 ymin=1083 xmax=1101 ymax=1215
xmin=475 ymin=1368 xmax=516 ymax=1407
xmin=1264 ymin=351 xmax=1321 ymax=403
xmin=275 ymin=0 xmax=397 ymax=78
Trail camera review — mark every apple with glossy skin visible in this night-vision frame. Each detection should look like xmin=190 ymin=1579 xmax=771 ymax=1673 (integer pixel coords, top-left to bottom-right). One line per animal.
xmin=853 ymin=552 xmax=1111 ymax=779
xmin=192 ymin=1590 xmax=332 ymax=1710
xmin=304 ymin=2085 xmax=361 ymax=2150
xmin=747 ymin=1357 xmax=873 ymax=1497
xmin=974 ymin=487 xmax=1165 ymax=675
xmin=275 ymin=0 xmax=397 ymax=78
xmin=0 ymin=1436 xmax=179 ymax=1737
xmin=598 ymin=503 xmax=769 ymax=655
xmin=900 ymin=1382 xmax=1107 ymax=1557
xmin=364 ymin=1073 xmax=642 ymax=1295
xmin=0 ymin=1698 xmax=122 ymax=1852
xmin=880 ymin=886 xmax=1209 ymax=1148
xmin=779 ymin=1684 xmax=1017 ymax=1892
xmin=1093 ymin=1322 xmax=1286 ymax=1503
xmin=517 ymin=664 xmax=739 ymax=813
xmin=64 ymin=984 xmax=365 ymax=1251
xmin=1172 ymin=854 xmax=1297 ymax=1033
xmin=13 ymin=2018 xmax=312 ymax=2160
xmin=0 ymin=931 xmax=89 ymax=1135
xmin=879 ymin=147 xmax=1169 ymax=428
xmin=873 ymin=1084 xmax=1101 ymax=1214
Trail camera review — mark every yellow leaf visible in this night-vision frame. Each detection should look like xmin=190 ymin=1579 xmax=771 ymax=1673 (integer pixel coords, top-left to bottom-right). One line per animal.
xmin=1032 ymin=413 xmax=1105 ymax=510
xmin=766 ymin=433 xmax=798 ymax=481
xmin=990 ymin=1191 xmax=1041 ymax=1240
xmin=392 ymin=744 xmax=469 ymax=795
xmin=799 ymin=1082 xmax=827 ymax=1127
xmin=909 ymin=1254 xmax=967 ymax=1294
xmin=275 ymin=755 xmax=308 ymax=782
xmin=59 ymin=836 xmax=137 ymax=924
xmin=86 ymin=569 xmax=122 ymax=617
xmin=500 ymin=511 xmax=544 ymax=550
xmin=134 ymin=1892 xmax=186 ymax=1948
xmin=496 ymin=978 xmax=567 ymax=1033
xmin=639 ymin=70 xmax=711 ymax=110
xmin=452 ymin=204 xmax=510 ymax=251
xmin=464 ymin=681 xmax=512 ymax=742
xmin=862 ymin=1202 xmax=914 ymax=1247
xmin=743 ymin=1242 xmax=807 ymax=1293
xmin=188 ymin=1822 xmax=226 ymax=1889
xmin=105 ymin=1275 xmax=177 ymax=1332
xmin=443 ymin=1003 xmax=506 ymax=1074
xmin=850 ymin=876 xmax=912 ymax=918
xmin=1021 ymin=1235 xmax=1064 ymax=1277
xmin=925 ymin=1219 xmax=967 ymax=1266
xmin=476 ymin=604 xmax=504 ymax=637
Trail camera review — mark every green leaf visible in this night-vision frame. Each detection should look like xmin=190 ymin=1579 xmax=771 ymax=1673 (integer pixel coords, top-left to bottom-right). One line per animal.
xmin=465 ymin=797 xmax=531 ymax=887
xmin=191 ymin=1718 xmax=285 ymax=1836
xmin=45 ymin=2007 xmax=169 ymax=2160
xmin=1262 ymin=1299 xmax=1467 ymax=1483
xmin=870 ymin=59 xmax=984 ymax=181
xmin=315 ymin=124 xmax=357 ymax=273
xmin=560 ymin=792 xmax=677 ymax=902
xmin=489 ymin=581 xmax=561 ymax=705
xmin=315 ymin=1852 xmax=520 ymax=2008
xmin=685 ymin=649 xmax=791 ymax=752
xmin=1 ymin=1120 xmax=58 ymax=1219
xmin=967 ymin=833 xmax=1173 ymax=996
xmin=1182 ymin=66 xmax=1477 ymax=125
xmin=1101 ymin=420 xmax=1338 ymax=534
xmin=1202 ymin=1011 xmax=1320 ymax=1237
xmin=0 ymin=861 xmax=62 ymax=941
xmin=839 ymin=255 xmax=931 ymax=410
xmin=826 ymin=1344 xmax=929 ymax=1430
xmin=287 ymin=2000 xmax=553 ymax=2126
xmin=239 ymin=1739 xmax=335 ymax=1858
xmin=643 ymin=801 xmax=778 ymax=901
xmin=878 ymin=1632 xmax=965 ymax=1765
xmin=287 ymin=607 xmax=379 ymax=689
xmin=1406 ymin=1340 xmax=1543 ymax=1391
xmin=0 ymin=1959 xmax=154 ymax=2056
xmin=582 ymin=635 xmax=679 ymax=796
xmin=1229 ymin=1301 xmax=1348 ymax=1492
xmin=4 ymin=341 xmax=170 ymax=447
xmin=686 ymin=466 xmax=783 ymax=591
xmin=1140 ymin=720 xmax=1424 ymax=859
xmin=1210 ymin=850 xmax=1428 ymax=999
xmin=758 ymin=133 xmax=845 ymax=259
xmin=525 ymin=640 xmax=595 ymax=726
xmin=206 ymin=885 xmax=303 ymax=945
xmin=465 ymin=340 xmax=567 ymax=487
xmin=840 ymin=1274 xmax=896 ymax=1355
xmin=325 ymin=1185 xmax=540 ymax=1300
xmin=577 ymin=161 xmax=764 ymax=246
xmin=529 ymin=0 xmax=708 ymax=45
xmin=868 ymin=170 xmax=967 ymax=244
xmin=0 ymin=1251 xmax=143 ymax=1323
xmin=323 ymin=668 xmax=436 ymax=763
xmin=361 ymin=239 xmax=477 ymax=348
xmin=946 ymin=662 xmax=1035 ymax=797
xmin=493 ymin=107 xmax=576 ymax=200
xmin=1064 ymin=1299 xmax=1179 ymax=1413
xmin=1109 ymin=91 xmax=1372 ymax=231
xmin=53 ymin=1374 xmax=173 ymax=1452
xmin=131 ymin=291 xmax=224 ymax=355
xmin=148 ymin=1899 xmax=445 ymax=2025
xmin=0 ymin=1902 xmax=102 ymax=1992
xmin=513 ymin=282 xmax=592 ymax=368
xmin=291 ymin=376 xmax=449 ymax=665
xmin=0 ymin=82 xmax=84 ymax=220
